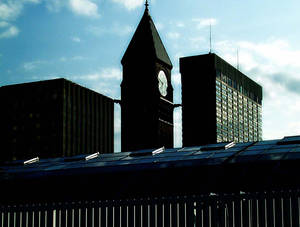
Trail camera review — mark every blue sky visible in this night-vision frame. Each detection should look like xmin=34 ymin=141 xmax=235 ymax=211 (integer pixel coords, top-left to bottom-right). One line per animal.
xmin=2 ymin=0 xmax=300 ymax=152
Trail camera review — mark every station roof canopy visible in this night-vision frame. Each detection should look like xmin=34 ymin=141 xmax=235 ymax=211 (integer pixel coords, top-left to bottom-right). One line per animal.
xmin=1 ymin=136 xmax=300 ymax=202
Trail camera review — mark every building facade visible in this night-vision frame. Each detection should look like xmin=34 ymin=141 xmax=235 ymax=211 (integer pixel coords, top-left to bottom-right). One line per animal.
xmin=180 ymin=53 xmax=262 ymax=147
xmin=121 ymin=5 xmax=174 ymax=152
xmin=0 ymin=78 xmax=114 ymax=161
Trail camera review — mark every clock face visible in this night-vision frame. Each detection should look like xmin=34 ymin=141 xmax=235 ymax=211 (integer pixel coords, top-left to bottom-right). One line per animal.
xmin=158 ymin=70 xmax=168 ymax=97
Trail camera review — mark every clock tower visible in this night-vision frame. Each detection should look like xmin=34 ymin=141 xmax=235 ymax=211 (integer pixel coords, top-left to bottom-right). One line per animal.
xmin=121 ymin=3 xmax=174 ymax=152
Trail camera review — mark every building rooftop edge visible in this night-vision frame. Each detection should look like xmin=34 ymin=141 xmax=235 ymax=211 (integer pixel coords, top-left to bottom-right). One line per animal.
xmin=0 ymin=78 xmax=115 ymax=101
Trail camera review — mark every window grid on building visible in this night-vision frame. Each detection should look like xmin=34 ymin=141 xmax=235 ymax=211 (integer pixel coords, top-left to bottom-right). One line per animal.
xmin=216 ymin=78 xmax=262 ymax=143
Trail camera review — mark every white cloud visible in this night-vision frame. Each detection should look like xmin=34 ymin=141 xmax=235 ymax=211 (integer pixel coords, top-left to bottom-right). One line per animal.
xmin=172 ymin=72 xmax=181 ymax=86
xmin=155 ymin=22 xmax=164 ymax=31
xmin=111 ymin=0 xmax=144 ymax=10
xmin=0 ymin=0 xmax=40 ymax=21
xmin=46 ymin=0 xmax=65 ymax=12
xmin=192 ymin=18 xmax=217 ymax=29
xmin=167 ymin=32 xmax=180 ymax=40
xmin=0 ymin=21 xmax=9 ymax=28
xmin=23 ymin=60 xmax=45 ymax=71
xmin=176 ymin=22 xmax=185 ymax=28
xmin=68 ymin=0 xmax=99 ymax=18
xmin=71 ymin=36 xmax=81 ymax=42
xmin=68 ymin=67 xmax=122 ymax=98
xmin=87 ymin=24 xmax=133 ymax=37
xmin=0 ymin=0 xmax=40 ymax=39
xmin=0 ymin=24 xmax=19 ymax=38
xmin=174 ymin=108 xmax=182 ymax=147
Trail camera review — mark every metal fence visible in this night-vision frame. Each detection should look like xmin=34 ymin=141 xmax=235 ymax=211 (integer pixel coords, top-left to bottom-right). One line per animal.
xmin=1 ymin=189 xmax=300 ymax=227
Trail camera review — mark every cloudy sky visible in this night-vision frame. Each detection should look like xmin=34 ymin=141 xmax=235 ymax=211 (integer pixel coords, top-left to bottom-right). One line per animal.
xmin=1 ymin=0 xmax=300 ymax=152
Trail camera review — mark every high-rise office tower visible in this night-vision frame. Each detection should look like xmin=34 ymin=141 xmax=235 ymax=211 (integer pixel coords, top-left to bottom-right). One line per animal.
xmin=180 ymin=53 xmax=262 ymax=147
xmin=0 ymin=78 xmax=114 ymax=161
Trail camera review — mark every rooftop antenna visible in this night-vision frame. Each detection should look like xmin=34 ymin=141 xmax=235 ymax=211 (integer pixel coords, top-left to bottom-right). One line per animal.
xmin=237 ymin=48 xmax=240 ymax=70
xmin=209 ymin=21 xmax=212 ymax=53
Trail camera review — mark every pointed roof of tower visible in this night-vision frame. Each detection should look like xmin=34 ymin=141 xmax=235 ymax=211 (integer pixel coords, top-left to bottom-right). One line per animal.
xmin=121 ymin=6 xmax=173 ymax=68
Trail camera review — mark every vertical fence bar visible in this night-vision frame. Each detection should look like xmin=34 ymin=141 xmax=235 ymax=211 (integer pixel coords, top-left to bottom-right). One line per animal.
xmin=74 ymin=205 xmax=80 ymax=227
xmin=41 ymin=209 xmax=47 ymax=227
xmin=23 ymin=210 xmax=27 ymax=227
xmin=186 ymin=200 xmax=195 ymax=227
xmin=195 ymin=200 xmax=203 ymax=227
xmin=95 ymin=204 xmax=99 ymax=227
xmin=3 ymin=210 xmax=9 ymax=227
xmin=142 ymin=203 xmax=149 ymax=227
xmin=218 ymin=198 xmax=226 ymax=227
xmin=67 ymin=208 xmax=73 ymax=227
xmin=81 ymin=206 xmax=87 ymax=227
xmin=149 ymin=202 xmax=156 ymax=227
xmin=234 ymin=197 xmax=242 ymax=227
xmin=203 ymin=199 xmax=210 ymax=227
xmin=61 ymin=207 xmax=67 ymax=227
xmin=274 ymin=197 xmax=283 ymax=227
xmin=283 ymin=194 xmax=291 ymax=227
xmin=121 ymin=204 xmax=127 ymax=227
xmin=94 ymin=203 xmax=100 ymax=227
xmin=28 ymin=208 xmax=34 ymax=227
xmin=157 ymin=202 xmax=163 ymax=227
xmin=251 ymin=198 xmax=258 ymax=227
xmin=258 ymin=195 xmax=266 ymax=227
xmin=87 ymin=203 xmax=93 ymax=227
xmin=135 ymin=202 xmax=142 ymax=227
xmin=266 ymin=195 xmax=274 ymax=227
xmin=212 ymin=196 xmax=220 ymax=227
xmin=179 ymin=201 xmax=186 ymax=227
xmin=107 ymin=203 xmax=113 ymax=227
xmin=291 ymin=193 xmax=299 ymax=227
xmin=171 ymin=201 xmax=178 ymax=227
xmin=227 ymin=200 xmax=234 ymax=227
xmin=128 ymin=203 xmax=134 ymax=227
xmin=100 ymin=204 xmax=107 ymax=227
xmin=114 ymin=204 xmax=121 ymax=227
xmin=16 ymin=210 xmax=21 ymax=227
xmin=164 ymin=201 xmax=171 ymax=227
xmin=242 ymin=198 xmax=250 ymax=227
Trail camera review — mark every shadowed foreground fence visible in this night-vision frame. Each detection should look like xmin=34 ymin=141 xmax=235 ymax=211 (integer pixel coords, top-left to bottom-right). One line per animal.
xmin=2 ymin=137 xmax=300 ymax=226
xmin=1 ymin=190 xmax=300 ymax=227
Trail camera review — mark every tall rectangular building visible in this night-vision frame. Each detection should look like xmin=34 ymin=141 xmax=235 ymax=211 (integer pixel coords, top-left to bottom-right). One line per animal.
xmin=0 ymin=78 xmax=114 ymax=161
xmin=180 ymin=53 xmax=262 ymax=147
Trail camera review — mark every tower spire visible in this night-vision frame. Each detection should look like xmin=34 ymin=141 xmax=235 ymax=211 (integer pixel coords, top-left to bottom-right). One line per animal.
xmin=145 ymin=0 xmax=149 ymax=10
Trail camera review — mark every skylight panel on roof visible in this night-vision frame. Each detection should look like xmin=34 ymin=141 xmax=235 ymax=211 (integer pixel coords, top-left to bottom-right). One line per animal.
xmin=201 ymin=141 xmax=235 ymax=151
xmin=85 ymin=152 xmax=100 ymax=161
xmin=129 ymin=147 xmax=165 ymax=157
xmin=24 ymin=157 xmax=39 ymax=165
xmin=64 ymin=152 xmax=100 ymax=162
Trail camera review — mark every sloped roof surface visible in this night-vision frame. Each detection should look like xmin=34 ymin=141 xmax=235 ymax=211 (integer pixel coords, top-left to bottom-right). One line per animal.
xmin=121 ymin=8 xmax=172 ymax=67
xmin=2 ymin=136 xmax=300 ymax=178
xmin=2 ymin=136 xmax=300 ymax=202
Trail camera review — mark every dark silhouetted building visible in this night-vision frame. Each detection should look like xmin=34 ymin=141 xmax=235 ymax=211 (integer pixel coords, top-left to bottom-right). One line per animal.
xmin=0 ymin=78 xmax=114 ymax=161
xmin=121 ymin=5 xmax=174 ymax=152
xmin=180 ymin=53 xmax=262 ymax=146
